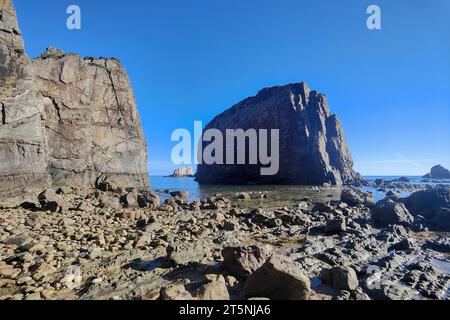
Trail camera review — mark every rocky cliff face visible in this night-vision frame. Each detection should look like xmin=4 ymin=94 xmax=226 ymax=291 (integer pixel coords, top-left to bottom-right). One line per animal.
xmin=0 ymin=0 xmax=48 ymax=197
xmin=196 ymin=83 xmax=362 ymax=185
xmin=0 ymin=0 xmax=149 ymax=197
xmin=32 ymin=48 xmax=149 ymax=191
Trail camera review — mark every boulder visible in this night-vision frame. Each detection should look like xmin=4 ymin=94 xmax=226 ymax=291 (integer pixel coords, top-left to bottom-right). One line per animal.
xmin=137 ymin=191 xmax=160 ymax=209
xmin=325 ymin=217 xmax=347 ymax=235
xmin=38 ymin=189 xmax=68 ymax=213
xmin=195 ymin=83 xmax=363 ymax=185
xmin=320 ymin=266 xmax=359 ymax=291
xmin=160 ymin=285 xmax=192 ymax=300
xmin=423 ymin=165 xmax=450 ymax=179
xmin=244 ymin=255 xmax=311 ymax=300
xmin=169 ymin=190 xmax=189 ymax=200
xmin=166 ymin=242 xmax=207 ymax=265
xmin=341 ymin=187 xmax=374 ymax=206
xmin=372 ymin=198 xmax=414 ymax=227
xmin=402 ymin=186 xmax=450 ymax=219
xmin=98 ymin=194 xmax=121 ymax=209
xmin=222 ymin=245 xmax=273 ymax=278
xmin=197 ymin=275 xmax=230 ymax=300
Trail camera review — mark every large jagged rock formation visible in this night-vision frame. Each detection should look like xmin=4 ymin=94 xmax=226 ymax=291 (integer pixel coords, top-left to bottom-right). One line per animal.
xmin=0 ymin=0 xmax=149 ymax=198
xmin=32 ymin=47 xmax=149 ymax=191
xmin=0 ymin=0 xmax=49 ymax=197
xmin=196 ymin=83 xmax=362 ymax=185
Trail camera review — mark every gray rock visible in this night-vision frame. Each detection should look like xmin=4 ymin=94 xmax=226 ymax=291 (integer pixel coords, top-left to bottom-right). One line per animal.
xmin=423 ymin=165 xmax=450 ymax=179
xmin=244 ymin=255 xmax=311 ymax=300
xmin=341 ymin=187 xmax=374 ymax=206
xmin=0 ymin=0 xmax=49 ymax=198
xmin=372 ymin=198 xmax=414 ymax=227
xmin=431 ymin=207 xmax=450 ymax=231
xmin=325 ymin=217 xmax=347 ymax=235
xmin=320 ymin=266 xmax=359 ymax=291
xmin=166 ymin=242 xmax=207 ymax=265
xmin=195 ymin=83 xmax=363 ymax=185
xmin=424 ymin=236 xmax=450 ymax=254
xmin=402 ymin=186 xmax=450 ymax=219
xmin=222 ymin=244 xmax=273 ymax=278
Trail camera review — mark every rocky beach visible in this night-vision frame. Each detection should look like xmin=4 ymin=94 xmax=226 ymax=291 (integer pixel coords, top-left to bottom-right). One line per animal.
xmin=1 ymin=181 xmax=450 ymax=300
xmin=1 ymin=0 xmax=450 ymax=302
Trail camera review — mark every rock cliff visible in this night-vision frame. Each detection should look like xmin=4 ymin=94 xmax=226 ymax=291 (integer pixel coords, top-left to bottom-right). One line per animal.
xmin=32 ymin=48 xmax=149 ymax=191
xmin=196 ymin=82 xmax=362 ymax=185
xmin=0 ymin=0 xmax=149 ymax=198
xmin=0 ymin=0 xmax=48 ymax=197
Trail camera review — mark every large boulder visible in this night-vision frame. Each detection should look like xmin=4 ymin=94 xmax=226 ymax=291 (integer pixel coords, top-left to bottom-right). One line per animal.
xmin=402 ymin=186 xmax=450 ymax=219
xmin=0 ymin=0 xmax=49 ymax=198
xmin=222 ymin=244 xmax=273 ymax=278
xmin=372 ymin=198 xmax=414 ymax=228
xmin=195 ymin=83 xmax=363 ymax=186
xmin=244 ymin=255 xmax=311 ymax=300
xmin=423 ymin=165 xmax=450 ymax=179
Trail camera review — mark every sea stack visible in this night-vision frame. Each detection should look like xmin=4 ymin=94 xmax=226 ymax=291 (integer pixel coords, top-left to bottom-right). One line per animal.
xmin=196 ymin=82 xmax=362 ymax=186
xmin=423 ymin=165 xmax=450 ymax=180
xmin=0 ymin=0 xmax=149 ymax=198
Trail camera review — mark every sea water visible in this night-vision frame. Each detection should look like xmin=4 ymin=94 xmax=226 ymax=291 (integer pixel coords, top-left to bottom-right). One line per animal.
xmin=150 ymin=175 xmax=450 ymax=205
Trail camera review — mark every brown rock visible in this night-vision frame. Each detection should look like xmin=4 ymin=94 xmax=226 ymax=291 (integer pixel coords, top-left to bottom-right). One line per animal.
xmin=222 ymin=245 xmax=273 ymax=278
xmin=244 ymin=255 xmax=311 ymax=300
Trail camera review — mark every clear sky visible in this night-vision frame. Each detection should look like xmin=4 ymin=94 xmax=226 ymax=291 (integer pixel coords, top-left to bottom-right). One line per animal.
xmin=14 ymin=0 xmax=450 ymax=176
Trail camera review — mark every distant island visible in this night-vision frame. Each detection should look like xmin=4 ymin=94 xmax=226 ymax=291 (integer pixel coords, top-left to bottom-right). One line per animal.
xmin=168 ymin=167 xmax=195 ymax=178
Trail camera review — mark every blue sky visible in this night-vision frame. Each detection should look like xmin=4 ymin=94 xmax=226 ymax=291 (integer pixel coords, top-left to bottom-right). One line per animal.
xmin=15 ymin=0 xmax=450 ymax=176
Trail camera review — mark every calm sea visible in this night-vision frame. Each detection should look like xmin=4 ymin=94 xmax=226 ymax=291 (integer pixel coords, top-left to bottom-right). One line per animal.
xmin=149 ymin=175 xmax=450 ymax=205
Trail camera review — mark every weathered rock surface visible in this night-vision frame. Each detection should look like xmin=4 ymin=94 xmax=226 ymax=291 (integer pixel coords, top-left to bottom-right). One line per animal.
xmin=244 ymin=255 xmax=311 ymax=300
xmin=32 ymin=47 xmax=149 ymax=191
xmin=222 ymin=244 xmax=273 ymax=278
xmin=196 ymin=82 xmax=363 ymax=186
xmin=0 ymin=0 xmax=149 ymax=198
xmin=403 ymin=186 xmax=450 ymax=219
xmin=0 ymin=0 xmax=48 ymax=197
xmin=320 ymin=266 xmax=359 ymax=291
xmin=372 ymin=198 xmax=414 ymax=227
xmin=423 ymin=165 xmax=450 ymax=179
